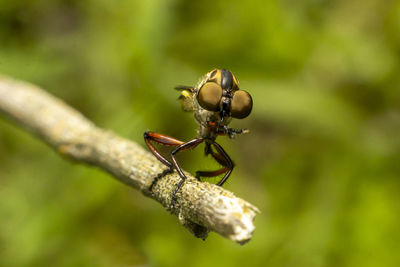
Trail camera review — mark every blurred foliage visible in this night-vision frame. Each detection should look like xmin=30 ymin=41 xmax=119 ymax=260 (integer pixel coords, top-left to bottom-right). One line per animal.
xmin=1 ymin=0 xmax=400 ymax=266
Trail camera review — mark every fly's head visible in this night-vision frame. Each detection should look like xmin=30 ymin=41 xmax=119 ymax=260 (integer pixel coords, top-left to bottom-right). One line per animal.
xmin=197 ymin=69 xmax=252 ymax=119
xmin=193 ymin=69 xmax=252 ymax=138
xmin=176 ymin=69 xmax=252 ymax=138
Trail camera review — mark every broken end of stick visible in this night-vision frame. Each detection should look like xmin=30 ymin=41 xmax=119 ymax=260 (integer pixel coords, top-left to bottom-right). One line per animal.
xmin=149 ymin=172 xmax=260 ymax=244
xmin=209 ymin=191 xmax=260 ymax=245
xmin=178 ymin=190 xmax=260 ymax=244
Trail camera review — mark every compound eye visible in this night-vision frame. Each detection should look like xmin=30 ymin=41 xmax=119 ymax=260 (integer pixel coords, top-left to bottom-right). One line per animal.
xmin=231 ymin=90 xmax=252 ymax=119
xmin=197 ymin=82 xmax=222 ymax=111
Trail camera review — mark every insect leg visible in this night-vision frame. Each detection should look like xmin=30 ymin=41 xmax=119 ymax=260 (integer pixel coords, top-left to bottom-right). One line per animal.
xmin=195 ymin=167 xmax=229 ymax=179
xmin=144 ymin=131 xmax=185 ymax=191
xmin=195 ymin=142 xmax=230 ymax=179
xmin=170 ymin=138 xmax=204 ymax=207
xmin=144 ymin=131 xmax=185 ymax=168
xmin=211 ymin=141 xmax=234 ymax=186
xmin=206 ymin=121 xmax=248 ymax=138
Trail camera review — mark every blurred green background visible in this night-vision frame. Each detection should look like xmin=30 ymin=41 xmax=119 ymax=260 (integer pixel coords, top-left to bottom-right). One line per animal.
xmin=1 ymin=0 xmax=400 ymax=266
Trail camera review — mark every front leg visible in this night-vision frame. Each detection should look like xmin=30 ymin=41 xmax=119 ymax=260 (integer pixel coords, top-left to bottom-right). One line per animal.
xmin=206 ymin=121 xmax=249 ymax=138
xmin=223 ymin=125 xmax=249 ymax=139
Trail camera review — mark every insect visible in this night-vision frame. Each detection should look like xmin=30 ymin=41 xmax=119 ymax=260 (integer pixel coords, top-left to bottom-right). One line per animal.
xmin=144 ymin=69 xmax=252 ymax=207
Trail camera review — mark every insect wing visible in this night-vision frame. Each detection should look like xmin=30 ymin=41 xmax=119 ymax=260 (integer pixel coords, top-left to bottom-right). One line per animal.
xmin=175 ymin=86 xmax=194 ymax=112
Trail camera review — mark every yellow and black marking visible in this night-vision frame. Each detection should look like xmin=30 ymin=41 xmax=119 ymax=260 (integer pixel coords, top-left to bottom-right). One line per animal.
xmin=232 ymin=72 xmax=240 ymax=90
xmin=207 ymin=69 xmax=240 ymax=91
xmin=208 ymin=69 xmax=222 ymax=85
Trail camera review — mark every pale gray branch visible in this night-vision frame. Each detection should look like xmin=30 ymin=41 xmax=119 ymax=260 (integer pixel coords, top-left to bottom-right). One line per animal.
xmin=0 ymin=75 xmax=259 ymax=244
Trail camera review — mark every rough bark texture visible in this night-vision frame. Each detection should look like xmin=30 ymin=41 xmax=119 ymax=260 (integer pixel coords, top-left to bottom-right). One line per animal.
xmin=0 ymin=75 xmax=259 ymax=244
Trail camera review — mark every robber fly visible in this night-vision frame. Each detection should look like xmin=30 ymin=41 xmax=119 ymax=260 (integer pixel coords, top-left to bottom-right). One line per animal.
xmin=144 ymin=69 xmax=252 ymax=207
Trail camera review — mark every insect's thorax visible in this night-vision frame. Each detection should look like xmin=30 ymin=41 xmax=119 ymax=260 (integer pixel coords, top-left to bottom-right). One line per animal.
xmin=193 ymin=100 xmax=231 ymax=140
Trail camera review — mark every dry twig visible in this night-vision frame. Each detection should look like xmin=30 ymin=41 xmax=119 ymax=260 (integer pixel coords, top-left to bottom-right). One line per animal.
xmin=0 ymin=75 xmax=259 ymax=244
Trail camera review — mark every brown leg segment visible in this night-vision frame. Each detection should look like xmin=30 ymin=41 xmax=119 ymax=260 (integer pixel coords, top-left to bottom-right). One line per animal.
xmin=144 ymin=131 xmax=184 ymax=168
xmin=144 ymin=131 xmax=185 ymax=191
xmin=196 ymin=141 xmax=234 ymax=186
xmin=211 ymin=141 xmax=234 ymax=186
xmin=195 ymin=167 xmax=229 ymax=178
